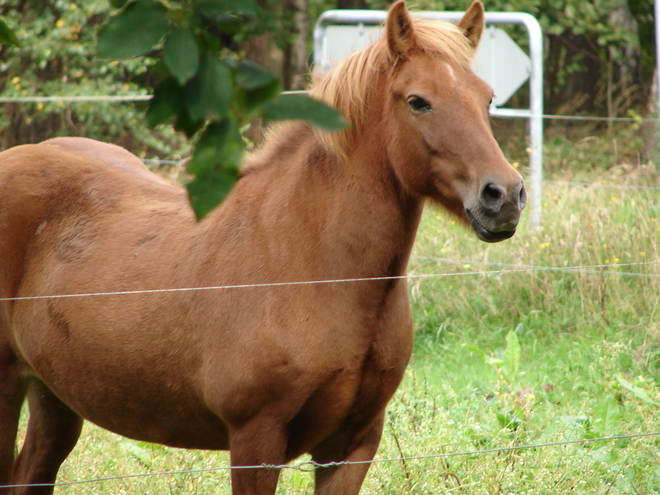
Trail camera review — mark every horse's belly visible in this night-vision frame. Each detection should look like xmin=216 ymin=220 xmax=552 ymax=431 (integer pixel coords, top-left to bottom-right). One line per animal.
xmin=32 ymin=351 xmax=230 ymax=450
xmin=13 ymin=305 xmax=231 ymax=450
xmin=79 ymin=393 xmax=231 ymax=450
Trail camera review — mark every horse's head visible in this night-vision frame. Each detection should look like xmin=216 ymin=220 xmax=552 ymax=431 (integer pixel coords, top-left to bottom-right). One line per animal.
xmin=383 ymin=0 xmax=526 ymax=242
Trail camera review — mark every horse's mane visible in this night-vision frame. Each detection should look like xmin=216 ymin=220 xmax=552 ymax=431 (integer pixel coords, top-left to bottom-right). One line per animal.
xmin=309 ymin=19 xmax=476 ymax=157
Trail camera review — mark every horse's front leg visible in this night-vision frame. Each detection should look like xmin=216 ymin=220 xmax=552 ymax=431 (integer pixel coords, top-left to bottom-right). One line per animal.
xmin=312 ymin=411 xmax=384 ymax=495
xmin=228 ymin=417 xmax=288 ymax=495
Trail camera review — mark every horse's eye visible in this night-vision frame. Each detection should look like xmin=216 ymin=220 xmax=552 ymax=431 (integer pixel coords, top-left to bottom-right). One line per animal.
xmin=408 ymin=96 xmax=432 ymax=112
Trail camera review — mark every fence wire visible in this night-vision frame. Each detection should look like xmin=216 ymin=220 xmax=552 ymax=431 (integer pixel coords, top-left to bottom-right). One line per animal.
xmin=1 ymin=431 xmax=658 ymax=490
xmin=544 ymin=180 xmax=660 ymax=191
xmin=0 ymin=94 xmax=657 ymax=124
xmin=1 ymin=260 xmax=658 ymax=303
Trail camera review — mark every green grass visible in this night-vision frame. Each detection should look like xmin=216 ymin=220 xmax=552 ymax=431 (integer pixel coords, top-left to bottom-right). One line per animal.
xmin=13 ymin=126 xmax=660 ymax=493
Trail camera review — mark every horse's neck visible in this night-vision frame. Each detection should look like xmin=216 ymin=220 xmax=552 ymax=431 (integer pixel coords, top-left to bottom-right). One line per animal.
xmin=218 ymin=123 xmax=424 ymax=281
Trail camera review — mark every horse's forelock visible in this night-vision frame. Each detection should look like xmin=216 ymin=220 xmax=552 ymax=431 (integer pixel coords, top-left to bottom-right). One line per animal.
xmin=413 ymin=20 xmax=475 ymax=67
xmin=309 ymin=19 xmax=476 ymax=158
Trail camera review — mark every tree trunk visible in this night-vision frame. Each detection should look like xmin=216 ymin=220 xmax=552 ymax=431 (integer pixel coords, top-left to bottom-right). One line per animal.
xmin=243 ymin=0 xmax=284 ymax=79
xmin=282 ymin=0 xmax=310 ymax=90
xmin=290 ymin=0 xmax=310 ymax=90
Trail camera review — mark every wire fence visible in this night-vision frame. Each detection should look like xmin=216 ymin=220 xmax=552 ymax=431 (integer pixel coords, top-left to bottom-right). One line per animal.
xmin=1 ymin=259 xmax=658 ymax=303
xmin=0 ymin=94 xmax=657 ymax=124
xmin=544 ymin=180 xmax=660 ymax=191
xmin=1 ymin=431 xmax=659 ymax=491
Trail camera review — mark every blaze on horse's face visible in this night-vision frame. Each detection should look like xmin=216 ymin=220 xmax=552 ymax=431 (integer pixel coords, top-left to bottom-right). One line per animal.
xmin=385 ymin=1 xmax=526 ymax=242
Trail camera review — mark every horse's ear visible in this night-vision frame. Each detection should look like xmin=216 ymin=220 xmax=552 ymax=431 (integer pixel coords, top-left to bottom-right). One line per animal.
xmin=386 ymin=0 xmax=416 ymax=60
xmin=456 ymin=0 xmax=485 ymax=49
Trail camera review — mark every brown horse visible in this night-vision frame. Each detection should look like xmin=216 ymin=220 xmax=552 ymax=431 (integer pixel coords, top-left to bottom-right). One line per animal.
xmin=0 ymin=1 xmax=525 ymax=493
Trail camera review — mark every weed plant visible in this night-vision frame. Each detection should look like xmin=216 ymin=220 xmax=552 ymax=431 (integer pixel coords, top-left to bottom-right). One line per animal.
xmin=12 ymin=127 xmax=660 ymax=493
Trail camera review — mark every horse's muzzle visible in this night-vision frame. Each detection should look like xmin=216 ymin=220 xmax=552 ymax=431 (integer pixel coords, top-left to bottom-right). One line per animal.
xmin=466 ymin=180 xmax=526 ymax=243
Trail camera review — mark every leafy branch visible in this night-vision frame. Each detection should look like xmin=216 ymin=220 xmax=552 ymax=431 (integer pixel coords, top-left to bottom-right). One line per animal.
xmin=97 ymin=0 xmax=347 ymax=218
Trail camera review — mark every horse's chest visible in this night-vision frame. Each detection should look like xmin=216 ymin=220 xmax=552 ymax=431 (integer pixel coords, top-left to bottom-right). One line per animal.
xmin=348 ymin=297 xmax=413 ymax=416
xmin=290 ymin=312 xmax=412 ymax=451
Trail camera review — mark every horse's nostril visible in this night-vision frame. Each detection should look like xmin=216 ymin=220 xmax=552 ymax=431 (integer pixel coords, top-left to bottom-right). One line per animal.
xmin=484 ymin=184 xmax=502 ymax=201
xmin=480 ymin=182 xmax=505 ymax=212
xmin=519 ymin=182 xmax=527 ymax=209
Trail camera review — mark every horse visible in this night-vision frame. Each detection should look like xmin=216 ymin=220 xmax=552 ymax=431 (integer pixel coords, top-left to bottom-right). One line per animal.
xmin=0 ymin=1 xmax=525 ymax=493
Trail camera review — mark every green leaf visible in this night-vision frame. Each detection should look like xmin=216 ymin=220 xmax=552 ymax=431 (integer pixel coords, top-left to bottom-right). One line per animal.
xmin=186 ymin=120 xmax=231 ymax=176
xmin=234 ymin=60 xmax=281 ymax=116
xmin=187 ymin=168 xmax=239 ymax=220
xmin=174 ymin=108 xmax=204 ymax=138
xmin=193 ymin=0 xmax=260 ymax=16
xmin=110 ymin=0 xmax=130 ymax=8
xmin=184 ymin=53 xmax=233 ymax=122
xmin=186 ymin=118 xmax=243 ymax=219
xmin=236 ymin=60 xmax=279 ymax=91
xmin=496 ymin=410 xmax=524 ymax=431
xmin=504 ymin=329 xmax=521 ymax=381
xmin=163 ymin=28 xmax=200 ymax=85
xmin=262 ymin=94 xmax=348 ymax=131
xmin=97 ymin=0 xmax=170 ymax=59
xmin=0 ymin=18 xmax=20 ymax=47
xmin=591 ymin=395 xmax=621 ymax=438
xmin=614 ymin=374 xmax=660 ymax=406
xmin=463 ymin=344 xmax=485 ymax=357
xmin=146 ymin=78 xmax=184 ymax=127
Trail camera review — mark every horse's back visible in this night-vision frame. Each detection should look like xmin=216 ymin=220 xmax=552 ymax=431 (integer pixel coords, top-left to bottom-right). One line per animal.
xmin=0 ymin=137 xmax=173 ymax=196
xmin=39 ymin=137 xmax=171 ymax=184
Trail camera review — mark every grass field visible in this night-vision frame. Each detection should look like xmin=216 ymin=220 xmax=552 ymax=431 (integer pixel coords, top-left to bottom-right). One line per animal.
xmin=13 ymin=125 xmax=660 ymax=494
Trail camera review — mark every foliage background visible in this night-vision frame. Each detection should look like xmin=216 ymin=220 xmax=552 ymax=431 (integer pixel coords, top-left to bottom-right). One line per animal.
xmin=0 ymin=0 xmax=183 ymax=155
